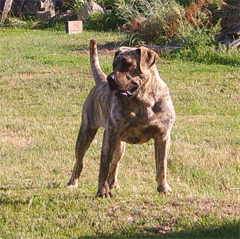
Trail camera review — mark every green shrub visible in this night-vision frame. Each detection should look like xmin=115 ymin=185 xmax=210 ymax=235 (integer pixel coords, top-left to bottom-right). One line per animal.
xmin=0 ymin=17 xmax=39 ymax=29
xmin=167 ymin=20 xmax=240 ymax=66
xmin=84 ymin=11 xmax=125 ymax=31
xmin=139 ymin=0 xmax=185 ymax=45
xmin=172 ymin=46 xmax=240 ymax=66
xmin=84 ymin=0 xmax=151 ymax=31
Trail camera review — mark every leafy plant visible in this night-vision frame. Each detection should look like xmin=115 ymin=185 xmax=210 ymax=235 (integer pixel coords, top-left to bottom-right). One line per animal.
xmin=62 ymin=0 xmax=87 ymax=17
xmin=84 ymin=10 xmax=125 ymax=31
xmin=0 ymin=17 xmax=40 ymax=29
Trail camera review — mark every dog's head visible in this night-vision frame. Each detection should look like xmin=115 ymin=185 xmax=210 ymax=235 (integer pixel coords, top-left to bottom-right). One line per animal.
xmin=107 ymin=46 xmax=159 ymax=97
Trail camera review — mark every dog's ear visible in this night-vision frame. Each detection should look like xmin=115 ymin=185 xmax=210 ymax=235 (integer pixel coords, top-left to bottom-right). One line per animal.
xmin=114 ymin=50 xmax=121 ymax=60
xmin=138 ymin=47 xmax=159 ymax=73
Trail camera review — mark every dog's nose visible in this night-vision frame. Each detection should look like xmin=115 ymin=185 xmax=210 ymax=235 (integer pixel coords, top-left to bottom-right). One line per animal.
xmin=107 ymin=74 xmax=116 ymax=82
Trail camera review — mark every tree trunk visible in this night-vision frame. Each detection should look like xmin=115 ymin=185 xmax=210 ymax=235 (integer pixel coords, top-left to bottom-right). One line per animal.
xmin=1 ymin=0 xmax=13 ymax=22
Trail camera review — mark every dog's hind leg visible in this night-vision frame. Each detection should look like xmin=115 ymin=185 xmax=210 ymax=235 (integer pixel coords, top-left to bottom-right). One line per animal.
xmin=67 ymin=124 xmax=98 ymax=188
xmin=108 ymin=141 xmax=126 ymax=190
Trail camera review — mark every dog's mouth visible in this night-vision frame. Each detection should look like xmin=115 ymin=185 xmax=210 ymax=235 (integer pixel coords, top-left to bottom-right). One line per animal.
xmin=112 ymin=86 xmax=138 ymax=97
xmin=107 ymin=74 xmax=139 ymax=97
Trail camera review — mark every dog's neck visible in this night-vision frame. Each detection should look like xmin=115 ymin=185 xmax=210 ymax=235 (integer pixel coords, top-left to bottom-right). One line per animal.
xmin=137 ymin=65 xmax=167 ymax=97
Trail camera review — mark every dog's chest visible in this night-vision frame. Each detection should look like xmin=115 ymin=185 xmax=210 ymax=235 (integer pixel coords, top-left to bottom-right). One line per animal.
xmin=128 ymin=107 xmax=156 ymax=124
xmin=112 ymin=96 xmax=174 ymax=144
xmin=119 ymin=107 xmax=164 ymax=144
xmin=120 ymin=125 xmax=157 ymax=144
xmin=126 ymin=98 xmax=167 ymax=123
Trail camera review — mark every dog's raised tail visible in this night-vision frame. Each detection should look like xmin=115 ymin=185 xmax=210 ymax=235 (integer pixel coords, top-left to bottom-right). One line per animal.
xmin=90 ymin=40 xmax=107 ymax=84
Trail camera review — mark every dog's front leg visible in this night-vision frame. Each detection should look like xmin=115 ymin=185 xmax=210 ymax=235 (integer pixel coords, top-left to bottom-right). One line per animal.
xmin=154 ymin=135 xmax=172 ymax=195
xmin=95 ymin=129 xmax=118 ymax=198
xmin=108 ymin=141 xmax=126 ymax=190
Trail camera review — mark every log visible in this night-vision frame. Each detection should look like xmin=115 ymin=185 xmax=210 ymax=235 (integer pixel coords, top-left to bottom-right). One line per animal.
xmin=230 ymin=37 xmax=240 ymax=48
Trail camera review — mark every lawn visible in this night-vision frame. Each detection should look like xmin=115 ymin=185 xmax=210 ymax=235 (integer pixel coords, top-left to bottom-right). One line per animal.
xmin=0 ymin=29 xmax=239 ymax=238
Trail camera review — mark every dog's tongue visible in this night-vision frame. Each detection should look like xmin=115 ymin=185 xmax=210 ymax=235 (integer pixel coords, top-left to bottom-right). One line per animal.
xmin=113 ymin=86 xmax=138 ymax=97
xmin=112 ymin=89 xmax=119 ymax=94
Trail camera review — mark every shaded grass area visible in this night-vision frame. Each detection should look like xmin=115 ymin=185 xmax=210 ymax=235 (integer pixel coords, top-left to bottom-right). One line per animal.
xmin=0 ymin=29 xmax=240 ymax=238
xmin=1 ymin=189 xmax=240 ymax=238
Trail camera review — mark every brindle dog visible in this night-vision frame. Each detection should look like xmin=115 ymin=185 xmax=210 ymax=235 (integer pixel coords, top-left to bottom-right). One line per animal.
xmin=68 ymin=40 xmax=175 ymax=198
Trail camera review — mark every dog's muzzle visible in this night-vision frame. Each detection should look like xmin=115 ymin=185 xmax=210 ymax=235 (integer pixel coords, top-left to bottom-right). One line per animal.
xmin=107 ymin=74 xmax=139 ymax=97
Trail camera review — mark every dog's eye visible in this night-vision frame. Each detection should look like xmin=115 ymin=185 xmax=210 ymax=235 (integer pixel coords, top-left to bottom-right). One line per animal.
xmin=122 ymin=58 xmax=132 ymax=68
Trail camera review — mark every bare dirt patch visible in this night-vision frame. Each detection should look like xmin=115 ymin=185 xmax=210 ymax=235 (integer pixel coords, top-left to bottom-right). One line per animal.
xmin=1 ymin=130 xmax=33 ymax=148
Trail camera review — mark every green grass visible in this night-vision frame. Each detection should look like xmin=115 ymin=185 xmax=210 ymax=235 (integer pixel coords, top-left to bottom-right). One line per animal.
xmin=0 ymin=29 xmax=240 ymax=238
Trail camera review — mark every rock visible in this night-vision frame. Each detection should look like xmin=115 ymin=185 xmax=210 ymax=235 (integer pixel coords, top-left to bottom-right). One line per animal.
xmin=77 ymin=1 xmax=104 ymax=20
xmin=36 ymin=10 xmax=55 ymax=21
xmin=215 ymin=5 xmax=240 ymax=47
xmin=39 ymin=0 xmax=55 ymax=12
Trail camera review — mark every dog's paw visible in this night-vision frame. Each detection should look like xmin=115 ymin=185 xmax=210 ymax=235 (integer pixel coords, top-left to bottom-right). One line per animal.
xmin=95 ymin=190 xmax=113 ymax=199
xmin=157 ymin=183 xmax=173 ymax=195
xmin=67 ymin=184 xmax=78 ymax=189
xmin=67 ymin=179 xmax=79 ymax=189
xmin=109 ymin=182 xmax=120 ymax=190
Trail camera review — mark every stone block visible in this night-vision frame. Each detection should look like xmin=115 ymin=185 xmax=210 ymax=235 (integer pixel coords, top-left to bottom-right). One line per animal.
xmin=66 ymin=21 xmax=83 ymax=34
